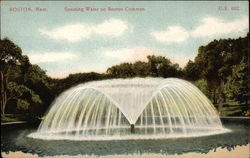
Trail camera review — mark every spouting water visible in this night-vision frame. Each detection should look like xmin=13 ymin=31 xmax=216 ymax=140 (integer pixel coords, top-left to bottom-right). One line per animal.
xmin=29 ymin=78 xmax=229 ymax=140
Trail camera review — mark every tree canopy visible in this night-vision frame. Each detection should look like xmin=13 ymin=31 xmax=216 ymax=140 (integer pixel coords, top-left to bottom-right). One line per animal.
xmin=107 ymin=55 xmax=182 ymax=78
xmin=184 ymin=33 xmax=249 ymax=103
xmin=0 ymin=38 xmax=53 ymax=116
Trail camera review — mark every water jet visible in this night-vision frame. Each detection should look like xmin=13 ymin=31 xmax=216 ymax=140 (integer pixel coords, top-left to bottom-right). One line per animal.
xmin=29 ymin=78 xmax=228 ymax=140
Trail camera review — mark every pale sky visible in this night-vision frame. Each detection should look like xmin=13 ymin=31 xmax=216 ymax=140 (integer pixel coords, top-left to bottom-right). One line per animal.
xmin=1 ymin=1 xmax=249 ymax=78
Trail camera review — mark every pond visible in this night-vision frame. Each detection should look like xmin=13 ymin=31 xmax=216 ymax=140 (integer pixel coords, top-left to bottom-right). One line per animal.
xmin=1 ymin=117 xmax=249 ymax=157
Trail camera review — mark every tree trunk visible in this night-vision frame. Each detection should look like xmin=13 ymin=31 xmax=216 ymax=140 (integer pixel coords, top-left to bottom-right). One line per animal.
xmin=3 ymin=91 xmax=7 ymax=114
xmin=213 ymin=89 xmax=217 ymax=104
xmin=0 ymin=71 xmax=7 ymax=114
xmin=0 ymin=71 xmax=4 ymax=114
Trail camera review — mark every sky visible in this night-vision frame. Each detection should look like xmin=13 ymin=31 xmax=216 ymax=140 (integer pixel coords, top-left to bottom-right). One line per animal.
xmin=1 ymin=1 xmax=249 ymax=78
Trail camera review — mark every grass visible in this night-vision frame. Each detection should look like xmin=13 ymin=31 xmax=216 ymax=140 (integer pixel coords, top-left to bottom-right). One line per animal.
xmin=214 ymin=100 xmax=249 ymax=117
xmin=1 ymin=114 xmax=24 ymax=123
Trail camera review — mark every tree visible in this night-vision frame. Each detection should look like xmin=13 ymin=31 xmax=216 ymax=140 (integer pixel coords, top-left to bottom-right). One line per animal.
xmin=132 ymin=61 xmax=150 ymax=77
xmin=106 ymin=55 xmax=181 ymax=78
xmin=5 ymin=82 xmax=42 ymax=113
xmin=0 ymin=38 xmax=49 ymax=115
xmin=224 ymin=58 xmax=249 ymax=104
xmin=183 ymin=60 xmax=200 ymax=81
xmin=0 ymin=38 xmax=24 ymax=114
xmin=147 ymin=55 xmax=181 ymax=78
xmin=23 ymin=64 xmax=54 ymax=112
xmin=191 ymin=34 xmax=248 ymax=103
xmin=107 ymin=63 xmax=135 ymax=78
xmin=194 ymin=45 xmax=222 ymax=103
xmin=194 ymin=79 xmax=211 ymax=99
xmin=147 ymin=55 xmax=162 ymax=77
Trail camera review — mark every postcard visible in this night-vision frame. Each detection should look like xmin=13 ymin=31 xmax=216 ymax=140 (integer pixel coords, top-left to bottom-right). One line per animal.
xmin=1 ymin=1 xmax=249 ymax=158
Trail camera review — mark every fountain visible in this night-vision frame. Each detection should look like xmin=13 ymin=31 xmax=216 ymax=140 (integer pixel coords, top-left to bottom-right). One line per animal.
xmin=29 ymin=78 xmax=228 ymax=140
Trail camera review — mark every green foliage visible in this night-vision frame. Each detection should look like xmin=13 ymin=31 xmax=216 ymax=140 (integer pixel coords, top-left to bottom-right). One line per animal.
xmin=1 ymin=114 xmax=24 ymax=122
xmin=107 ymin=55 xmax=181 ymax=78
xmin=6 ymin=81 xmax=42 ymax=112
xmin=7 ymin=82 xmax=41 ymax=102
xmin=192 ymin=36 xmax=247 ymax=82
xmin=217 ymin=100 xmax=249 ymax=116
xmin=183 ymin=60 xmax=200 ymax=80
xmin=132 ymin=61 xmax=150 ymax=77
xmin=147 ymin=55 xmax=181 ymax=77
xmin=23 ymin=64 xmax=54 ymax=110
xmin=195 ymin=41 xmax=224 ymax=82
xmin=24 ymin=64 xmax=48 ymax=84
xmin=0 ymin=38 xmax=23 ymax=69
xmin=7 ymin=82 xmax=24 ymax=98
xmin=184 ymin=33 xmax=248 ymax=104
xmin=224 ymin=58 xmax=249 ymax=103
xmin=194 ymin=79 xmax=210 ymax=99
xmin=17 ymin=99 xmax=30 ymax=111
xmin=0 ymin=38 xmax=48 ymax=117
xmin=107 ymin=63 xmax=135 ymax=78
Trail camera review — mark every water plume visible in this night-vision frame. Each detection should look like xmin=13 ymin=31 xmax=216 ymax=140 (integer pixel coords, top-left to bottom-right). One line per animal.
xmin=29 ymin=78 xmax=228 ymax=140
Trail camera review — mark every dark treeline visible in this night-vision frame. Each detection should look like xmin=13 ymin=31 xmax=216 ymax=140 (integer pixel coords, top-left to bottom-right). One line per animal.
xmin=107 ymin=56 xmax=182 ymax=78
xmin=0 ymin=33 xmax=249 ymax=119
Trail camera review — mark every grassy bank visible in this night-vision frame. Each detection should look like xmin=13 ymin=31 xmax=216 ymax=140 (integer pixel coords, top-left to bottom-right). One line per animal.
xmin=1 ymin=114 xmax=23 ymax=123
xmin=214 ymin=101 xmax=249 ymax=117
